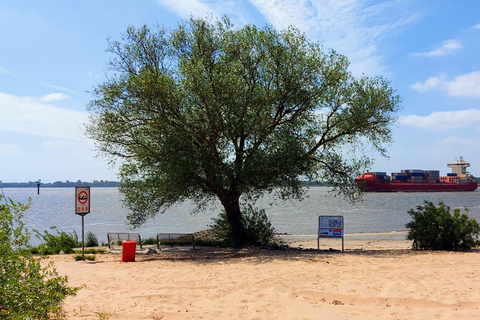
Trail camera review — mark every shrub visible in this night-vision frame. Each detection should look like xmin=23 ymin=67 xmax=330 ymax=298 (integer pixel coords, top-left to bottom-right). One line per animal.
xmin=210 ymin=205 xmax=281 ymax=247
xmin=0 ymin=195 xmax=79 ymax=319
xmin=142 ymin=237 xmax=157 ymax=245
xmin=85 ymin=231 xmax=99 ymax=247
xmin=84 ymin=248 xmax=106 ymax=254
xmin=406 ymin=200 xmax=480 ymax=250
xmin=74 ymin=254 xmax=96 ymax=261
xmin=33 ymin=227 xmax=80 ymax=254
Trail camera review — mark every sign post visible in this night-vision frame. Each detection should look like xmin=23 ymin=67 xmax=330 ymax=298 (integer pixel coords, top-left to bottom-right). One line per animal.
xmin=75 ymin=186 xmax=90 ymax=260
xmin=318 ymin=215 xmax=344 ymax=252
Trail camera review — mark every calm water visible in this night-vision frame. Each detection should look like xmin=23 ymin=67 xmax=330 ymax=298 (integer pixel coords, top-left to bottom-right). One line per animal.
xmin=2 ymin=187 xmax=480 ymax=245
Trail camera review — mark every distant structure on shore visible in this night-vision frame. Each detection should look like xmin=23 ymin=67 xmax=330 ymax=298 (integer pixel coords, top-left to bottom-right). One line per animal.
xmin=0 ymin=180 xmax=121 ymax=188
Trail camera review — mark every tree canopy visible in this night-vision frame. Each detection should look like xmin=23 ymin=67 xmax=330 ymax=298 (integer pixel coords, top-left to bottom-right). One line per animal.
xmin=86 ymin=16 xmax=400 ymax=246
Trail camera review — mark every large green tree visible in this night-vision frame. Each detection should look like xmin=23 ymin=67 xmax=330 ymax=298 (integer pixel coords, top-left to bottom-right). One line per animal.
xmin=86 ymin=17 xmax=400 ymax=246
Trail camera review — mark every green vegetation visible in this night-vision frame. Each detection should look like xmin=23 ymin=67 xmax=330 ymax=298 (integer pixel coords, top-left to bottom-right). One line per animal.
xmin=74 ymin=254 xmax=96 ymax=261
xmin=142 ymin=236 xmax=157 ymax=245
xmin=30 ymin=229 xmax=101 ymax=254
xmin=82 ymin=248 xmax=106 ymax=254
xmin=86 ymin=16 xmax=400 ymax=247
xmin=32 ymin=227 xmax=81 ymax=254
xmin=406 ymin=201 xmax=480 ymax=250
xmin=85 ymin=231 xmax=99 ymax=247
xmin=0 ymin=195 xmax=79 ymax=319
xmin=210 ymin=205 xmax=282 ymax=247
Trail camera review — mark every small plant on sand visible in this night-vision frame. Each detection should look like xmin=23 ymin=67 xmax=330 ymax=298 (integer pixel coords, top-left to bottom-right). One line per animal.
xmin=0 ymin=195 xmax=79 ymax=319
xmin=95 ymin=311 xmax=110 ymax=319
xmin=142 ymin=236 xmax=158 ymax=245
xmin=74 ymin=254 xmax=96 ymax=261
xmin=85 ymin=231 xmax=99 ymax=247
xmin=84 ymin=248 xmax=106 ymax=254
xmin=406 ymin=200 xmax=480 ymax=250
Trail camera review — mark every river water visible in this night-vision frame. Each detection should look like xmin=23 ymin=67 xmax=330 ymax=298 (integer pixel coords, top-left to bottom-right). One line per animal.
xmin=2 ymin=187 xmax=479 ymax=245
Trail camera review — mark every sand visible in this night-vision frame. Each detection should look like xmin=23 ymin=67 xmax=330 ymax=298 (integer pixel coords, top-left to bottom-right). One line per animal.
xmin=44 ymin=233 xmax=480 ymax=320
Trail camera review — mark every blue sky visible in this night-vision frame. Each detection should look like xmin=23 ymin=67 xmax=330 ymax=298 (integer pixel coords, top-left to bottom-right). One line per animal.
xmin=1 ymin=0 xmax=479 ymax=183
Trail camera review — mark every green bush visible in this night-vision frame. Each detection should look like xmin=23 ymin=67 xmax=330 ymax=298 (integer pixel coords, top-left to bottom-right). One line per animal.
xmin=84 ymin=248 xmax=106 ymax=254
xmin=33 ymin=227 xmax=80 ymax=254
xmin=210 ymin=205 xmax=281 ymax=247
xmin=0 ymin=195 xmax=79 ymax=319
xmin=74 ymin=254 xmax=96 ymax=261
xmin=142 ymin=236 xmax=157 ymax=245
xmin=85 ymin=231 xmax=99 ymax=247
xmin=406 ymin=200 xmax=480 ymax=250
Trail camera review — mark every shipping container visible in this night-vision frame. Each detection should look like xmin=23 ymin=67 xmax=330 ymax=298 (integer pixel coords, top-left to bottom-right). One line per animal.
xmin=410 ymin=172 xmax=425 ymax=177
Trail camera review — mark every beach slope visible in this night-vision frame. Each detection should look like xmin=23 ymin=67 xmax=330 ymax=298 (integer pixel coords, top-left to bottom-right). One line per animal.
xmin=46 ymin=239 xmax=480 ymax=319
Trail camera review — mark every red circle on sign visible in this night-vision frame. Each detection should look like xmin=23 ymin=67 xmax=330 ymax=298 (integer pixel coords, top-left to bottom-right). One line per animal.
xmin=78 ymin=191 xmax=88 ymax=204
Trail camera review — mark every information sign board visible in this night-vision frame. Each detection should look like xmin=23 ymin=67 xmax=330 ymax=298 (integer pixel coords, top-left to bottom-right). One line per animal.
xmin=75 ymin=186 xmax=90 ymax=216
xmin=318 ymin=215 xmax=344 ymax=252
xmin=318 ymin=216 xmax=344 ymax=237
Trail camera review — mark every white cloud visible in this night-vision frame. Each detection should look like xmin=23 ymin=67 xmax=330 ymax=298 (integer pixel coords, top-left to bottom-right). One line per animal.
xmin=446 ymin=72 xmax=480 ymax=97
xmin=249 ymin=0 xmax=419 ymax=76
xmin=40 ymin=93 xmax=70 ymax=102
xmin=0 ymin=67 xmax=12 ymax=75
xmin=399 ymin=109 xmax=480 ymax=130
xmin=40 ymin=82 xmax=77 ymax=94
xmin=413 ymin=39 xmax=462 ymax=57
xmin=157 ymin=0 xmax=213 ymax=19
xmin=437 ymin=136 xmax=480 ymax=150
xmin=410 ymin=74 xmax=447 ymax=92
xmin=473 ymin=23 xmax=480 ymax=29
xmin=157 ymin=0 xmax=250 ymax=25
xmin=0 ymin=143 xmax=24 ymax=156
xmin=0 ymin=92 xmax=88 ymax=140
xmin=157 ymin=0 xmax=418 ymax=76
xmin=411 ymin=71 xmax=480 ymax=98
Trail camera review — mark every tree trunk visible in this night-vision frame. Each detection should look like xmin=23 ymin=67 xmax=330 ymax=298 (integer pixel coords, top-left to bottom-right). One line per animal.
xmin=222 ymin=199 xmax=249 ymax=247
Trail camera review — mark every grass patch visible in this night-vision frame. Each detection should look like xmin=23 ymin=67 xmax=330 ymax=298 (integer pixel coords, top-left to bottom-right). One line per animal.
xmin=74 ymin=254 xmax=96 ymax=261
xmin=142 ymin=236 xmax=157 ymax=245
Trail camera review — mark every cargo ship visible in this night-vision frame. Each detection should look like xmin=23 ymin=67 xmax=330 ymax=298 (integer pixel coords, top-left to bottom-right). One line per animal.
xmin=355 ymin=157 xmax=478 ymax=192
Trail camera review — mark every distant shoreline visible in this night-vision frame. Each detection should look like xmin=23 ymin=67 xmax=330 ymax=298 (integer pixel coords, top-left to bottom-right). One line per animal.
xmin=0 ymin=181 xmax=121 ymax=188
xmin=0 ymin=181 xmax=327 ymax=188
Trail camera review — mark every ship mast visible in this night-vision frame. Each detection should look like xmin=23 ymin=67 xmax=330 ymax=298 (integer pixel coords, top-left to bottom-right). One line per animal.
xmin=447 ymin=156 xmax=470 ymax=176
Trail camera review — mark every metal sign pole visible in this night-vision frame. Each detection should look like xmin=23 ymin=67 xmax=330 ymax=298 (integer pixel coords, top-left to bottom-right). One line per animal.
xmin=82 ymin=215 xmax=85 ymax=260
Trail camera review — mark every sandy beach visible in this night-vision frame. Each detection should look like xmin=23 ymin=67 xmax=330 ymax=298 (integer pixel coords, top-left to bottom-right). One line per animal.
xmin=45 ymin=233 xmax=480 ymax=320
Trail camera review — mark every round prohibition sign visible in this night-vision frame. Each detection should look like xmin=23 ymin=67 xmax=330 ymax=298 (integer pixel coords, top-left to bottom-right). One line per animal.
xmin=78 ymin=191 xmax=89 ymax=204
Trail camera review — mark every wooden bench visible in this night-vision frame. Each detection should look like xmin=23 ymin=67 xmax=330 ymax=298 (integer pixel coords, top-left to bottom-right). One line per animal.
xmin=156 ymin=233 xmax=195 ymax=249
xmin=107 ymin=232 xmax=143 ymax=249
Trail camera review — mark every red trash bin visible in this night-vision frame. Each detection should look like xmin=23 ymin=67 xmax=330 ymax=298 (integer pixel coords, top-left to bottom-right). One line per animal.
xmin=121 ymin=240 xmax=137 ymax=262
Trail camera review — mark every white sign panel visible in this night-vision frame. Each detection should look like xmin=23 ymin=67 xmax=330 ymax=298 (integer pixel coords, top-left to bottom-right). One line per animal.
xmin=75 ymin=186 xmax=90 ymax=216
xmin=318 ymin=216 xmax=344 ymax=238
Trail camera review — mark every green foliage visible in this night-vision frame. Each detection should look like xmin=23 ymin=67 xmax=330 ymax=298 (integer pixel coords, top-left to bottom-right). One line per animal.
xmin=406 ymin=201 xmax=480 ymax=250
xmin=142 ymin=237 xmax=158 ymax=245
xmin=210 ymin=205 xmax=281 ymax=247
xmin=83 ymin=248 xmax=106 ymax=254
xmin=87 ymin=16 xmax=400 ymax=246
xmin=0 ymin=195 xmax=79 ymax=319
xmin=85 ymin=231 xmax=99 ymax=247
xmin=33 ymin=227 xmax=80 ymax=254
xmin=74 ymin=254 xmax=96 ymax=261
